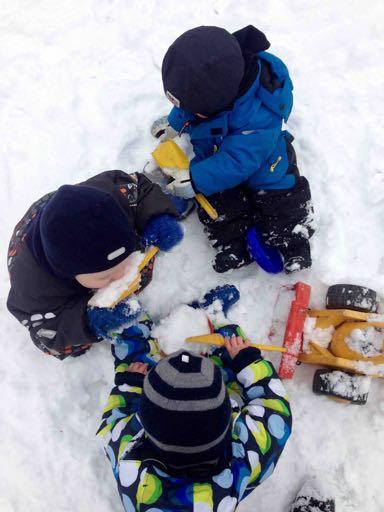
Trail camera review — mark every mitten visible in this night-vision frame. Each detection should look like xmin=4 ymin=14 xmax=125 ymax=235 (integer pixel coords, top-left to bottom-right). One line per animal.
xmin=142 ymin=214 xmax=183 ymax=251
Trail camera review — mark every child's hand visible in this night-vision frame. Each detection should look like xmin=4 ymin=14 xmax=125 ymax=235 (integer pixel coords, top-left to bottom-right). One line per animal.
xmin=225 ymin=335 xmax=251 ymax=359
xmin=151 ymin=116 xmax=178 ymax=141
xmin=127 ymin=362 xmax=149 ymax=375
xmin=166 ymin=170 xmax=195 ymax=199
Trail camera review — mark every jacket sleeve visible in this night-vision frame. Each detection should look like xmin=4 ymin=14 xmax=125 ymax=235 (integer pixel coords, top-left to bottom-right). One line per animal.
xmin=83 ymin=170 xmax=178 ymax=234
xmin=96 ymin=323 xmax=158 ymax=470
xmin=190 ymin=128 xmax=279 ymax=196
xmin=135 ymin=174 xmax=179 ymax=234
xmin=167 ymin=107 xmax=194 ymax=133
xmin=7 ymin=287 xmax=98 ymax=360
xmin=229 ymin=347 xmax=292 ymax=500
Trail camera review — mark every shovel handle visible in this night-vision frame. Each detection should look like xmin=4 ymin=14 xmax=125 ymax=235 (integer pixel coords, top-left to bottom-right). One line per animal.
xmin=186 ymin=333 xmax=287 ymax=353
xmin=195 ymin=194 xmax=219 ymax=221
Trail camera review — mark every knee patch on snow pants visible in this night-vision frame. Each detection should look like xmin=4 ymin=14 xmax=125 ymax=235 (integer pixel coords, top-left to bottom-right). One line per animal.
xmin=250 ymin=176 xmax=314 ymax=259
xmin=197 ymin=187 xmax=253 ymax=272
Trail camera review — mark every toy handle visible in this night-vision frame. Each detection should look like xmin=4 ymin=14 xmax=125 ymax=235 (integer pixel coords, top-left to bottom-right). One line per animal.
xmin=195 ymin=193 xmax=218 ymax=221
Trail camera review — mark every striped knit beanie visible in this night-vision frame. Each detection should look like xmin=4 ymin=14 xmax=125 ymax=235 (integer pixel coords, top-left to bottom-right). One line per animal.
xmin=139 ymin=350 xmax=232 ymax=472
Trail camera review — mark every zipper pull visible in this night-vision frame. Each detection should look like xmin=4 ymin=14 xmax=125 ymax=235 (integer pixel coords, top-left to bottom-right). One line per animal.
xmin=178 ymin=121 xmax=190 ymax=137
xmin=270 ymin=156 xmax=282 ymax=172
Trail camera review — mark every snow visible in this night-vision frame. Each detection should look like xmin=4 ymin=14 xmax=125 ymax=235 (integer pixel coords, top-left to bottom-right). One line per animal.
xmin=345 ymin=327 xmax=384 ymax=357
xmin=303 ymin=316 xmax=334 ymax=352
xmin=1 ymin=1 xmax=384 ymax=512
xmin=152 ymin=304 xmax=212 ymax=354
xmin=319 ymin=370 xmax=371 ymax=400
xmin=88 ymin=251 xmax=147 ymax=308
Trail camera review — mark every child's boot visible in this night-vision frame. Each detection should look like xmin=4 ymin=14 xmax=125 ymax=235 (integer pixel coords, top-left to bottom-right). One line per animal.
xmin=280 ymin=240 xmax=312 ymax=274
xmin=291 ymin=479 xmax=335 ymax=512
xmin=213 ymin=238 xmax=253 ymax=273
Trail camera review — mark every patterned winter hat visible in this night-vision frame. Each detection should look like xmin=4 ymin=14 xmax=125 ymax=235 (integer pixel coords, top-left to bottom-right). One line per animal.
xmin=40 ymin=184 xmax=136 ymax=278
xmin=139 ymin=350 xmax=232 ymax=473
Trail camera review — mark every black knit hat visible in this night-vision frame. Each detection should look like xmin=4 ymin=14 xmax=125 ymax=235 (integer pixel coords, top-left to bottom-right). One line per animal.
xmin=162 ymin=26 xmax=245 ymax=115
xmin=139 ymin=350 xmax=232 ymax=472
xmin=40 ymin=184 xmax=136 ymax=278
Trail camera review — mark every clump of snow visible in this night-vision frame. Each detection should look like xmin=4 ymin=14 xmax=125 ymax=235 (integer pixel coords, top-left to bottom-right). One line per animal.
xmin=303 ymin=316 xmax=334 ymax=352
xmin=204 ymin=299 xmax=227 ymax=326
xmin=354 ymin=361 xmax=384 ymax=376
xmin=292 ymin=223 xmax=309 ymax=238
xmin=367 ymin=313 xmax=384 ymax=322
xmin=152 ymin=304 xmax=213 ymax=355
xmin=319 ymin=370 xmax=371 ymax=399
xmin=88 ymin=251 xmax=148 ymax=308
xmin=345 ymin=327 xmax=384 ymax=357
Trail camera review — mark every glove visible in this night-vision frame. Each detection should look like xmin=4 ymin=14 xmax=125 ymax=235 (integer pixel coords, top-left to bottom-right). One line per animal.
xmin=87 ymin=297 xmax=142 ymax=340
xmin=166 ymin=169 xmax=196 ymax=199
xmin=142 ymin=214 xmax=183 ymax=251
xmin=151 ymin=116 xmax=178 ymax=141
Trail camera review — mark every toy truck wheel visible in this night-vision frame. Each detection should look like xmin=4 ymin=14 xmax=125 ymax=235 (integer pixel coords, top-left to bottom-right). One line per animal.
xmin=326 ymin=284 xmax=378 ymax=313
xmin=312 ymin=369 xmax=371 ymax=405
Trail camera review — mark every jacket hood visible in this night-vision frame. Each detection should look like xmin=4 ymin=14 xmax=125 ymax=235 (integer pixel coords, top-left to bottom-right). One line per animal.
xmin=233 ymin=25 xmax=270 ymax=99
xmin=233 ymin=25 xmax=271 ymax=55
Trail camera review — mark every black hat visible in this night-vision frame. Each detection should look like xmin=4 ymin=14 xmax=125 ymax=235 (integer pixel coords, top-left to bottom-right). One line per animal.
xmin=139 ymin=350 xmax=232 ymax=472
xmin=162 ymin=26 xmax=245 ymax=115
xmin=40 ymin=184 xmax=136 ymax=278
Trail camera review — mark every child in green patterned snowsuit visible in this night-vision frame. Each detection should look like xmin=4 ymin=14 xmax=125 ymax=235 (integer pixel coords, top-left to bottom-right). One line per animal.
xmin=96 ymin=314 xmax=292 ymax=512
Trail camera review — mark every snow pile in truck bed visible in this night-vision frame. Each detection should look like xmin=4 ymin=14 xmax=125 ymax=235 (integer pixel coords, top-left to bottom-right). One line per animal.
xmin=346 ymin=327 xmax=384 ymax=357
xmin=303 ymin=316 xmax=334 ymax=351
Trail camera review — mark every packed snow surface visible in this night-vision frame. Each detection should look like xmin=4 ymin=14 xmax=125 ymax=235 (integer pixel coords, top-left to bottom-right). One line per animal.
xmin=1 ymin=2 xmax=384 ymax=512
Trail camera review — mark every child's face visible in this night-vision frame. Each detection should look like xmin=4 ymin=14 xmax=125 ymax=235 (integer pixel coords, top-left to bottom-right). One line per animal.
xmin=75 ymin=256 xmax=131 ymax=289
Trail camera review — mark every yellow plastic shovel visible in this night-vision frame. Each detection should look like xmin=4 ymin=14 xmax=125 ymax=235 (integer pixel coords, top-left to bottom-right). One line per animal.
xmin=109 ymin=246 xmax=159 ymax=307
xmin=152 ymin=140 xmax=219 ymax=221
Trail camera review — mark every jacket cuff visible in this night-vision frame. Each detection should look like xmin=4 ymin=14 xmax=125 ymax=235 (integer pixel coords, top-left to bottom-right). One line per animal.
xmin=115 ymin=371 xmax=145 ymax=387
xmin=232 ymin=347 xmax=262 ymax=375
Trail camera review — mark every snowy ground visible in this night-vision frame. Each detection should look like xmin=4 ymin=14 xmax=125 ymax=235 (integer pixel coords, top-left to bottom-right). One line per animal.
xmin=1 ymin=1 xmax=384 ymax=511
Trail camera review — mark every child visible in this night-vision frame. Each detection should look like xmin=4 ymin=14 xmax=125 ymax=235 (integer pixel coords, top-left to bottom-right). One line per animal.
xmin=97 ymin=320 xmax=292 ymax=511
xmin=7 ymin=170 xmax=183 ymax=359
xmin=152 ymin=25 xmax=314 ymax=273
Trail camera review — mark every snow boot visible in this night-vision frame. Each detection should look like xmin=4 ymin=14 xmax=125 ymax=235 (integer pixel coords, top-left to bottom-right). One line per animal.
xmin=280 ymin=240 xmax=312 ymax=274
xmin=291 ymin=479 xmax=335 ymax=512
xmin=213 ymin=238 xmax=253 ymax=273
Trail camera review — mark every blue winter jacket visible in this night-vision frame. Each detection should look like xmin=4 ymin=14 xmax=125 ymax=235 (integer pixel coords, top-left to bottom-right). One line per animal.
xmin=168 ymin=51 xmax=295 ymax=196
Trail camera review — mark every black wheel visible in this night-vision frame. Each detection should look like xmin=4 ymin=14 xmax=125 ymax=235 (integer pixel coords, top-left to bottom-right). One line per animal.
xmin=326 ymin=284 xmax=378 ymax=313
xmin=312 ymin=369 xmax=370 ymax=405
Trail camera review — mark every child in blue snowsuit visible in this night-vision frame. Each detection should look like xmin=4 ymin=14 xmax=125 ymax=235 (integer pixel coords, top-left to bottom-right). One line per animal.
xmin=152 ymin=25 xmax=314 ymax=273
xmin=94 ymin=288 xmax=293 ymax=511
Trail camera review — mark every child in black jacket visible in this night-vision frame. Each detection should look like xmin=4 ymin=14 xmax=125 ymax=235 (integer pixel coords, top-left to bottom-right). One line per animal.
xmin=7 ymin=170 xmax=183 ymax=359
